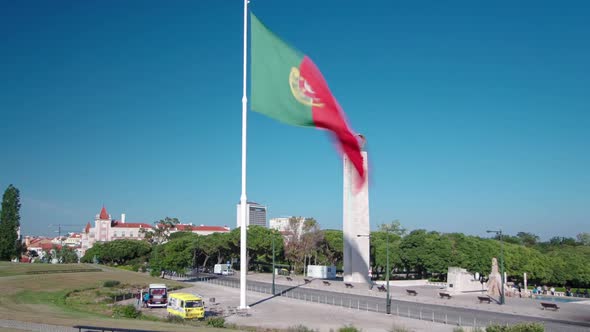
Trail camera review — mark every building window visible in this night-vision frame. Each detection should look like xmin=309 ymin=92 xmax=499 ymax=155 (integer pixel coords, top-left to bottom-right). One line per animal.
xmin=122 ymin=231 xmax=126 ymax=237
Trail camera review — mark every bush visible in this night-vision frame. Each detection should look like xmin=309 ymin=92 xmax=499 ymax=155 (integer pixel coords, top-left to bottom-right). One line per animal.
xmin=390 ymin=327 xmax=411 ymax=332
xmin=103 ymin=280 xmax=120 ymax=287
xmin=166 ymin=315 xmax=185 ymax=324
xmin=338 ymin=325 xmax=361 ymax=332
xmin=288 ymin=325 xmax=318 ymax=332
xmin=206 ymin=317 xmax=225 ymax=328
xmin=486 ymin=323 xmax=544 ymax=332
xmin=112 ymin=305 xmax=141 ymax=319
xmin=453 ymin=328 xmax=465 ymax=332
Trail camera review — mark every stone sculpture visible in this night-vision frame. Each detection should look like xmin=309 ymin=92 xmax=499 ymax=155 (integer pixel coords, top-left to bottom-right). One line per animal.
xmin=487 ymin=257 xmax=502 ymax=297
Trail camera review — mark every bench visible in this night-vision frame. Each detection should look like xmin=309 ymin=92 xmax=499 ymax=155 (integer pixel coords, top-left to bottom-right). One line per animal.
xmin=73 ymin=326 xmax=157 ymax=332
xmin=286 ymin=276 xmax=293 ymax=281
xmin=477 ymin=296 xmax=492 ymax=304
xmin=304 ymin=278 xmax=312 ymax=284
xmin=377 ymin=285 xmax=387 ymax=292
xmin=323 ymin=280 xmax=331 ymax=286
xmin=541 ymin=302 xmax=559 ymax=311
xmin=406 ymin=289 xmax=418 ymax=296
xmin=345 ymin=283 xmax=354 ymax=289
xmin=439 ymin=292 xmax=452 ymax=299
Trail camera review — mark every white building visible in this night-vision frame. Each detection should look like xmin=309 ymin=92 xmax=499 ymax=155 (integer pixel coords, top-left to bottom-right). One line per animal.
xmin=269 ymin=216 xmax=305 ymax=234
xmin=79 ymin=206 xmax=232 ymax=255
xmin=80 ymin=207 xmax=152 ymax=254
xmin=63 ymin=233 xmax=82 ymax=247
xmin=168 ymin=224 xmax=231 ymax=236
xmin=236 ymin=201 xmax=267 ymax=228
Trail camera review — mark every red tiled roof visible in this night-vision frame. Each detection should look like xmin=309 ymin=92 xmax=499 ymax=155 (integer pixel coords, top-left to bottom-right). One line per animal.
xmin=173 ymin=224 xmax=230 ymax=232
xmin=195 ymin=225 xmax=230 ymax=232
xmin=112 ymin=221 xmax=152 ymax=229
xmin=99 ymin=206 xmax=109 ymax=220
xmin=85 ymin=222 xmax=91 ymax=233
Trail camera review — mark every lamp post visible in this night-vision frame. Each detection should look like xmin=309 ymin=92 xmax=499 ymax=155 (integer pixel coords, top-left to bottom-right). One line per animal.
xmin=358 ymin=233 xmax=391 ymax=314
xmin=487 ymin=229 xmax=505 ymax=305
xmin=272 ymin=235 xmax=276 ymax=295
xmin=385 ymin=230 xmax=391 ymax=314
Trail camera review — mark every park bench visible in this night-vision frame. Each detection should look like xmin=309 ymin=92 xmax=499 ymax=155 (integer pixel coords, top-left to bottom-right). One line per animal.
xmin=73 ymin=325 xmax=157 ymax=332
xmin=540 ymin=302 xmax=560 ymax=311
xmin=286 ymin=276 xmax=293 ymax=281
xmin=439 ymin=292 xmax=452 ymax=299
xmin=323 ymin=280 xmax=331 ymax=286
xmin=377 ymin=285 xmax=387 ymax=292
xmin=406 ymin=289 xmax=418 ymax=296
xmin=477 ymin=296 xmax=492 ymax=304
xmin=345 ymin=283 xmax=354 ymax=289
xmin=304 ymin=278 xmax=312 ymax=284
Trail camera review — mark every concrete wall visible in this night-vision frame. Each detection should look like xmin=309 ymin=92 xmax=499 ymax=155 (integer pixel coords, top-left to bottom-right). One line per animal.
xmin=343 ymin=151 xmax=370 ymax=284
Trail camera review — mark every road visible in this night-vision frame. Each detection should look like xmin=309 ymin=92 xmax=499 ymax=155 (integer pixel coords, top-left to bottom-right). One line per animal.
xmin=195 ymin=275 xmax=590 ymax=332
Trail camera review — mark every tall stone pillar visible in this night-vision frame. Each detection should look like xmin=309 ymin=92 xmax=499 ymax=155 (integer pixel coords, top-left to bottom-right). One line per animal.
xmin=343 ymin=147 xmax=370 ymax=284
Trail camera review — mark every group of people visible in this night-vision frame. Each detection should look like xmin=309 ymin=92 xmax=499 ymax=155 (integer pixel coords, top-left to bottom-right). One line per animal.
xmin=531 ymin=285 xmax=555 ymax=295
xmin=136 ymin=290 xmax=151 ymax=308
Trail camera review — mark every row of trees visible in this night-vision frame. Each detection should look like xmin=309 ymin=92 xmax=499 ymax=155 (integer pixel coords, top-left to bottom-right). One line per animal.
xmin=2 ymin=183 xmax=586 ymax=288
xmin=80 ymin=216 xmax=590 ymax=288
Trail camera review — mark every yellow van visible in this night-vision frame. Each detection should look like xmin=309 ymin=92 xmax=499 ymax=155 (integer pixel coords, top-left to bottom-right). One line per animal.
xmin=166 ymin=293 xmax=205 ymax=319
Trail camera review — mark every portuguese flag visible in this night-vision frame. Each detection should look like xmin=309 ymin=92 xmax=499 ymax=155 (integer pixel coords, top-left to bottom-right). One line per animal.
xmin=250 ymin=13 xmax=366 ymax=185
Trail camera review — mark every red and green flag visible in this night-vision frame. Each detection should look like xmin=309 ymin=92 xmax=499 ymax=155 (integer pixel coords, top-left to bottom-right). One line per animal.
xmin=250 ymin=13 xmax=366 ymax=185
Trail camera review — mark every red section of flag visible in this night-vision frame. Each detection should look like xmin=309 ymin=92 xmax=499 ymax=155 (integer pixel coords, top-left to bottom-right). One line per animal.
xmin=299 ymin=56 xmax=366 ymax=186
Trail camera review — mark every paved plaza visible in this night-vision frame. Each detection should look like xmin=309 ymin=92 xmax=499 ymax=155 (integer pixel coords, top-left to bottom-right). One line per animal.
xmin=180 ymin=272 xmax=590 ymax=331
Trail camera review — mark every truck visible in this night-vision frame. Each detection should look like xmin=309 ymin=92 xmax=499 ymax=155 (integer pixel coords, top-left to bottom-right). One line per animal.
xmin=147 ymin=283 xmax=168 ymax=308
xmin=214 ymin=263 xmax=233 ymax=275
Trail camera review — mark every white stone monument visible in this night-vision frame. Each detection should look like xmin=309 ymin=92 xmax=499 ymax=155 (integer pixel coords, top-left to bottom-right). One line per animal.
xmin=343 ymin=136 xmax=370 ymax=284
xmin=446 ymin=267 xmax=484 ymax=294
xmin=487 ymin=257 xmax=502 ymax=297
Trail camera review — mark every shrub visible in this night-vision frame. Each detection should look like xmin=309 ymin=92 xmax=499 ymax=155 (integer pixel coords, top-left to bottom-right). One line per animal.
xmin=112 ymin=305 xmax=141 ymax=319
xmin=166 ymin=315 xmax=185 ymax=324
xmin=206 ymin=317 xmax=225 ymax=328
xmin=288 ymin=325 xmax=318 ymax=332
xmin=338 ymin=325 xmax=361 ymax=332
xmin=103 ymin=280 xmax=120 ymax=287
xmin=486 ymin=323 xmax=544 ymax=332
xmin=453 ymin=328 xmax=465 ymax=332
xmin=390 ymin=327 xmax=411 ymax=332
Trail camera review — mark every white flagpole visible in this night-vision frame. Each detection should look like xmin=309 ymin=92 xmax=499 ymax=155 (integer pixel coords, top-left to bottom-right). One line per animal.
xmin=239 ymin=0 xmax=249 ymax=310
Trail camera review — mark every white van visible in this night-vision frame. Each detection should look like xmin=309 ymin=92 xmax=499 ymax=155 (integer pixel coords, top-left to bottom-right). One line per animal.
xmin=147 ymin=283 xmax=168 ymax=308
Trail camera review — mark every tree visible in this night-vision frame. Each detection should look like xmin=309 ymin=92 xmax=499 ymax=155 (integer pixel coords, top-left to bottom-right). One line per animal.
xmin=81 ymin=239 xmax=152 ymax=265
xmin=0 ymin=185 xmax=21 ymax=260
xmin=378 ymin=220 xmax=407 ymax=237
xmin=59 ymin=247 xmax=79 ymax=263
xmin=516 ymin=232 xmax=540 ymax=247
xmin=282 ymin=217 xmax=323 ymax=274
xmin=577 ymin=233 xmax=590 ymax=246
xmin=149 ymin=235 xmax=197 ymax=276
xmin=371 ymin=230 xmax=402 ymax=279
xmin=140 ymin=217 xmax=181 ymax=245
xmin=319 ymin=230 xmax=344 ymax=267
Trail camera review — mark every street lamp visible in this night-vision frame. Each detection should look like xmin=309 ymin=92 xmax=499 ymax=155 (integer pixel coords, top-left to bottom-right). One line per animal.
xmin=358 ymin=233 xmax=391 ymax=314
xmin=487 ymin=229 xmax=505 ymax=305
xmin=272 ymin=235 xmax=276 ymax=295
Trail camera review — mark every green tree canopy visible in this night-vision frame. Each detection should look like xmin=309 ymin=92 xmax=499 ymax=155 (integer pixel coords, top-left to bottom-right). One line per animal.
xmin=0 ymin=184 xmax=21 ymax=260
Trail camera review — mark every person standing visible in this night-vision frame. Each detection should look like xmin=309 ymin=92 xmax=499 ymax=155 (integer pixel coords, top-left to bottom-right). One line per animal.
xmin=143 ymin=291 xmax=150 ymax=308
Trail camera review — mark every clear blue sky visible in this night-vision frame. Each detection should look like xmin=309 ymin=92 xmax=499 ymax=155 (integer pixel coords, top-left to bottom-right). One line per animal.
xmin=1 ymin=1 xmax=588 ymax=239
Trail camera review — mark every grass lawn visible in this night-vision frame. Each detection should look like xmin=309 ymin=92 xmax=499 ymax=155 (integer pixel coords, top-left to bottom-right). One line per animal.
xmin=0 ymin=262 xmax=228 ymax=331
